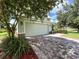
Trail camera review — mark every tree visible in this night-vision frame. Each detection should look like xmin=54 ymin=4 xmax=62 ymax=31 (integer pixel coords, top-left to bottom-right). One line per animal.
xmin=57 ymin=10 xmax=67 ymax=28
xmin=69 ymin=16 xmax=79 ymax=32
xmin=57 ymin=3 xmax=71 ymax=28
xmin=0 ymin=1 xmax=64 ymax=58
xmin=0 ymin=0 xmax=63 ymax=38
xmin=57 ymin=10 xmax=63 ymax=28
xmin=66 ymin=0 xmax=79 ymax=32
xmin=57 ymin=0 xmax=79 ymax=32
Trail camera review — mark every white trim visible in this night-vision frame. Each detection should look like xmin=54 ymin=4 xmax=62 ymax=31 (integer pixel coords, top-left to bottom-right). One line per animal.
xmin=24 ymin=21 xmax=51 ymax=25
xmin=24 ymin=20 xmax=52 ymax=25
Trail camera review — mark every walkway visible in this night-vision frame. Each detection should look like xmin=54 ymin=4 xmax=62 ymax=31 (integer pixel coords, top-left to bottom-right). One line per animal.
xmin=27 ymin=34 xmax=79 ymax=59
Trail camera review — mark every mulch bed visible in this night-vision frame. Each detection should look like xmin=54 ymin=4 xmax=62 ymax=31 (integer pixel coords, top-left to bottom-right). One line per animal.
xmin=0 ymin=48 xmax=38 ymax=59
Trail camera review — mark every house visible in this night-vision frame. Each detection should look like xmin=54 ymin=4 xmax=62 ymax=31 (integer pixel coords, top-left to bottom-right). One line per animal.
xmin=16 ymin=18 xmax=52 ymax=36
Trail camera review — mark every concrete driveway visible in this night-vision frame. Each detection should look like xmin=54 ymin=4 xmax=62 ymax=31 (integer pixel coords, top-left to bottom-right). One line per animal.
xmin=27 ymin=34 xmax=79 ymax=59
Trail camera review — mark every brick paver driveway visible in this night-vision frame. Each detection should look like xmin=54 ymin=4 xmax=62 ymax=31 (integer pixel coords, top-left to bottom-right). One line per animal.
xmin=27 ymin=35 xmax=79 ymax=59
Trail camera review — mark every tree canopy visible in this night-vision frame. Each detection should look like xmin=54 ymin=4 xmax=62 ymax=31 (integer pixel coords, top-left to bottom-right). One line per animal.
xmin=0 ymin=0 xmax=63 ymax=37
xmin=0 ymin=0 xmax=63 ymax=20
xmin=57 ymin=0 xmax=79 ymax=32
xmin=66 ymin=0 xmax=79 ymax=32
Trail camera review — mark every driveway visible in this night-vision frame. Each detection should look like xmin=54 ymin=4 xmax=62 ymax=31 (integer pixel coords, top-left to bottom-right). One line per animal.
xmin=27 ymin=34 xmax=79 ymax=59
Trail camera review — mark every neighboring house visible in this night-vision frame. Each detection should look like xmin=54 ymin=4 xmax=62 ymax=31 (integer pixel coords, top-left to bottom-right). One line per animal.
xmin=16 ymin=18 xmax=52 ymax=36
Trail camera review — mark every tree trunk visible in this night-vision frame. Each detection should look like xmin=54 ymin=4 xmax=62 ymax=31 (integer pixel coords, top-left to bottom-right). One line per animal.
xmin=11 ymin=31 xmax=15 ymax=38
xmin=6 ymin=26 xmax=16 ymax=38
xmin=7 ymin=30 xmax=11 ymax=37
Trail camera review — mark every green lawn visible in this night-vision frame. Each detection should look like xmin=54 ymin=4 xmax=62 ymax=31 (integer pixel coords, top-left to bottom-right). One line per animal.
xmin=63 ymin=28 xmax=79 ymax=39
xmin=0 ymin=29 xmax=7 ymax=40
xmin=64 ymin=32 xmax=79 ymax=39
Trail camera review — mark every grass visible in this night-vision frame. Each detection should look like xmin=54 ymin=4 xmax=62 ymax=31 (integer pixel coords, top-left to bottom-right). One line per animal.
xmin=0 ymin=29 xmax=7 ymax=40
xmin=64 ymin=32 xmax=79 ymax=39
xmin=63 ymin=28 xmax=79 ymax=39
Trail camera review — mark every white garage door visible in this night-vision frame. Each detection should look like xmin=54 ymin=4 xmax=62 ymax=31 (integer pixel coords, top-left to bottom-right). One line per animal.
xmin=25 ymin=23 xmax=49 ymax=36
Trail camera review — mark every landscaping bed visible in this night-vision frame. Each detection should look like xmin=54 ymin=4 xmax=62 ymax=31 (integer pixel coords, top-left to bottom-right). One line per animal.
xmin=0 ymin=47 xmax=38 ymax=59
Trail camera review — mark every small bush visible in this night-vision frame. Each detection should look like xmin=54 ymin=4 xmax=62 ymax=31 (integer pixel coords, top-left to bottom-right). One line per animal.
xmin=58 ymin=30 xmax=67 ymax=34
xmin=1 ymin=37 xmax=30 ymax=59
xmin=53 ymin=29 xmax=67 ymax=34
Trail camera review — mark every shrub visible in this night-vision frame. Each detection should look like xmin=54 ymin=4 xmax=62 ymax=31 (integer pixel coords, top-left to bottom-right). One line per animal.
xmin=1 ymin=37 xmax=30 ymax=59
xmin=58 ymin=29 xmax=67 ymax=34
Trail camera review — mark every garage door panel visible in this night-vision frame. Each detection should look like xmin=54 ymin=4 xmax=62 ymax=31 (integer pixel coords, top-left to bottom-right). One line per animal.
xmin=25 ymin=23 xmax=48 ymax=36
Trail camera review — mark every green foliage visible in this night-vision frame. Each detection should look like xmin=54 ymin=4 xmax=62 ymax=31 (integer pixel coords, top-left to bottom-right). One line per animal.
xmin=70 ymin=16 xmax=79 ymax=29
xmin=1 ymin=37 xmax=30 ymax=59
xmin=51 ymin=23 xmax=55 ymax=31
xmin=58 ymin=0 xmax=79 ymax=32
xmin=67 ymin=0 xmax=79 ymax=30
xmin=0 ymin=0 xmax=63 ymax=38
xmin=0 ymin=0 xmax=62 ymax=20
xmin=53 ymin=23 xmax=60 ymax=33
xmin=53 ymin=23 xmax=67 ymax=34
xmin=0 ymin=0 xmax=63 ymax=59
xmin=57 ymin=10 xmax=69 ymax=28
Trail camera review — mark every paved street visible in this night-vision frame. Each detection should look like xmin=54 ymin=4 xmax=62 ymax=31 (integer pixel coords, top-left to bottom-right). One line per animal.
xmin=28 ymin=35 xmax=79 ymax=59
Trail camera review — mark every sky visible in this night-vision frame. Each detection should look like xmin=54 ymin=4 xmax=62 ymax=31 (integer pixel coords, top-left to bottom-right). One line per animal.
xmin=10 ymin=0 xmax=74 ymax=24
xmin=48 ymin=0 xmax=74 ymax=22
